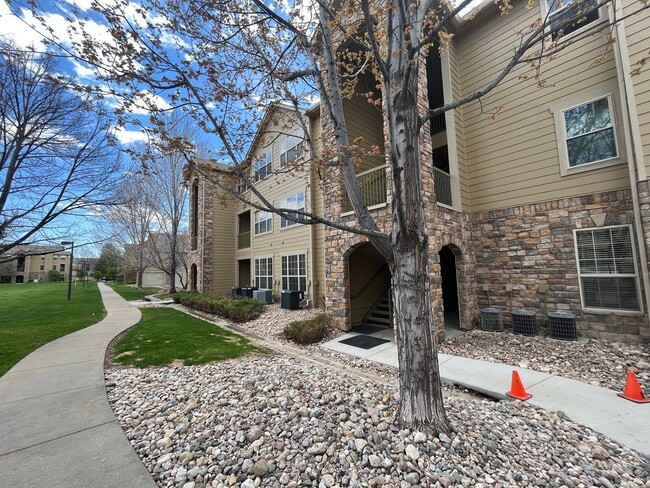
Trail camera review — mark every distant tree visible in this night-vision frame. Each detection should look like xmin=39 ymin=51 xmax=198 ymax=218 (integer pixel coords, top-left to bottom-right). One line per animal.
xmin=144 ymin=115 xmax=200 ymax=294
xmin=95 ymin=244 xmax=122 ymax=277
xmin=48 ymin=270 xmax=62 ymax=282
xmin=100 ymin=156 xmax=157 ymax=288
xmin=90 ymin=271 xmax=102 ymax=281
xmin=0 ymin=41 xmax=124 ymax=259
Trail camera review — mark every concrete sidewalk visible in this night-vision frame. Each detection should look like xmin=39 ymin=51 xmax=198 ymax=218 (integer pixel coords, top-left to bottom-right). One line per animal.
xmin=323 ymin=332 xmax=650 ymax=458
xmin=0 ymin=283 xmax=157 ymax=488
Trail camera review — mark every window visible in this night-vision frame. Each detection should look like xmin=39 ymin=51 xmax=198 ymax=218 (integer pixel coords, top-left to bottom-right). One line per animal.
xmin=254 ymin=257 xmax=273 ymax=289
xmin=574 ymin=226 xmax=640 ymax=311
xmin=52 ymin=265 xmax=57 ymax=270
xmin=561 ymin=96 xmax=617 ymax=168
xmin=40 ymin=265 xmax=44 ymax=271
xmin=280 ymin=192 xmax=305 ymax=228
xmin=60 ymin=264 xmax=65 ymax=272
xmin=254 ymin=210 xmax=273 ymax=235
xmin=546 ymin=0 xmax=599 ymax=39
xmin=282 ymin=254 xmax=307 ymax=291
xmin=280 ymin=140 xmax=304 ymax=166
xmin=254 ymin=151 xmax=272 ymax=181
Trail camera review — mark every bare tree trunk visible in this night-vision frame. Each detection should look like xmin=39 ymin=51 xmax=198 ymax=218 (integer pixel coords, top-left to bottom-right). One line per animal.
xmin=390 ymin=245 xmax=448 ymax=433
xmin=382 ymin=5 xmax=450 ymax=433
xmin=168 ymin=224 xmax=178 ymax=294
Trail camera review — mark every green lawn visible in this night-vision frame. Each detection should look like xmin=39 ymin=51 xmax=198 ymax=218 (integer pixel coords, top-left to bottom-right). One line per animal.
xmin=111 ymin=308 xmax=261 ymax=367
xmin=0 ymin=282 xmax=106 ymax=377
xmin=108 ymin=283 xmax=161 ymax=301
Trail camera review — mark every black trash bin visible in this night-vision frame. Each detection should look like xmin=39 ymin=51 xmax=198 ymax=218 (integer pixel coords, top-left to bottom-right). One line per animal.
xmin=512 ymin=309 xmax=537 ymax=336
xmin=281 ymin=290 xmax=303 ymax=310
xmin=231 ymin=286 xmax=242 ymax=298
xmin=240 ymin=286 xmax=259 ymax=298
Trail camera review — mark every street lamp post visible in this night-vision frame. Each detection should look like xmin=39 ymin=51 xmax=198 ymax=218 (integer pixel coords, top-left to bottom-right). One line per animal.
xmin=61 ymin=241 xmax=74 ymax=301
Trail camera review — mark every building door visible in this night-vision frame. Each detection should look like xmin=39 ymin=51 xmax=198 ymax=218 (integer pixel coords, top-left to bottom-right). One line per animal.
xmin=238 ymin=259 xmax=251 ymax=286
xmin=439 ymin=245 xmax=460 ymax=329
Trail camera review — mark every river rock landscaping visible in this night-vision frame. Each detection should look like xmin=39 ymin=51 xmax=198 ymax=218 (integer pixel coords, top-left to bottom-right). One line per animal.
xmin=439 ymin=330 xmax=650 ymax=392
xmin=106 ymin=355 xmax=650 ymax=488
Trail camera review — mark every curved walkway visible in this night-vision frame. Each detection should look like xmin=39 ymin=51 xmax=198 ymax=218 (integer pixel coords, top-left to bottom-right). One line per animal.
xmin=0 ymin=283 xmax=157 ymax=488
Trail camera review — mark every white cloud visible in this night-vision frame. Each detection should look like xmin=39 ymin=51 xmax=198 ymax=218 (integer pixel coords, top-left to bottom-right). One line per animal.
xmin=114 ymin=127 xmax=149 ymax=144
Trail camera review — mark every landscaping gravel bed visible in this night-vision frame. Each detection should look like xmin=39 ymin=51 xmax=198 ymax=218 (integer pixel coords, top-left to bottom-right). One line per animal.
xmin=106 ymin=355 xmax=649 ymax=488
xmin=439 ymin=330 xmax=650 ymax=392
xmin=159 ymin=301 xmax=650 ymax=391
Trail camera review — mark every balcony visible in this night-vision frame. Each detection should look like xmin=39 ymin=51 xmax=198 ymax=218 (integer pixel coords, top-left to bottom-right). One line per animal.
xmin=430 ymin=112 xmax=446 ymax=136
xmin=237 ymin=231 xmax=251 ymax=250
xmin=237 ymin=210 xmax=251 ymax=250
xmin=343 ymin=165 xmax=387 ymax=213
xmin=433 ymin=166 xmax=452 ymax=207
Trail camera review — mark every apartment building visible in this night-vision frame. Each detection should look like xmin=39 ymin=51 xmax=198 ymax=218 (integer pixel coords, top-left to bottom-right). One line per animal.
xmin=0 ymin=245 xmax=72 ymax=283
xmin=189 ymin=0 xmax=650 ymax=343
xmin=188 ymin=104 xmax=326 ymax=306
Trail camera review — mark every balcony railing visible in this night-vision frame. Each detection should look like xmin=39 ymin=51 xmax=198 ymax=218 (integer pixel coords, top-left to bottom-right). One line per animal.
xmin=431 ymin=112 xmax=446 ymax=135
xmin=433 ymin=166 xmax=452 ymax=207
xmin=237 ymin=231 xmax=251 ymax=250
xmin=342 ymin=165 xmax=387 ymax=213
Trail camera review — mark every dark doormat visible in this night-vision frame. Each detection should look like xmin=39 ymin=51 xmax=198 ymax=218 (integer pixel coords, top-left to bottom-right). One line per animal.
xmin=339 ymin=335 xmax=390 ymax=350
xmin=351 ymin=324 xmax=385 ymax=335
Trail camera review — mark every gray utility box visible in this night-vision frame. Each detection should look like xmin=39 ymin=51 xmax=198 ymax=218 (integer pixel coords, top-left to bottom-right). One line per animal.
xmin=253 ymin=289 xmax=273 ymax=304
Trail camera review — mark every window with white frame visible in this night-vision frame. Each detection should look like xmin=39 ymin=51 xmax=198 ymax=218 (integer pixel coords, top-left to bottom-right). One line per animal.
xmin=575 ymin=226 xmax=640 ymax=311
xmin=254 ymin=210 xmax=273 ymax=235
xmin=280 ymin=139 xmax=304 ymax=166
xmin=282 ymin=254 xmax=307 ymax=291
xmin=546 ymin=0 xmax=599 ymax=39
xmin=254 ymin=257 xmax=273 ymax=289
xmin=254 ymin=151 xmax=272 ymax=181
xmin=561 ymin=95 xmax=618 ymax=169
xmin=280 ymin=192 xmax=305 ymax=228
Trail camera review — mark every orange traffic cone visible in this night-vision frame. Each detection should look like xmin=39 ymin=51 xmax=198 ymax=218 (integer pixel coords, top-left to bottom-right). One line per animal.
xmin=617 ymin=371 xmax=650 ymax=403
xmin=506 ymin=370 xmax=532 ymax=401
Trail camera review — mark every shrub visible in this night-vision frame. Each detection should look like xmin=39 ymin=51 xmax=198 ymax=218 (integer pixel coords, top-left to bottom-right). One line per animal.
xmin=174 ymin=292 xmax=265 ymax=322
xmin=283 ymin=314 xmax=331 ymax=345
xmin=48 ymin=270 xmax=63 ymax=282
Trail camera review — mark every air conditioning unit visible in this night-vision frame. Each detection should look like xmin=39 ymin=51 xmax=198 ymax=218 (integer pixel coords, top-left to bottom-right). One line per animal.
xmin=253 ymin=289 xmax=273 ymax=304
xmin=512 ymin=309 xmax=537 ymax=336
xmin=480 ymin=307 xmax=503 ymax=332
xmin=547 ymin=311 xmax=577 ymax=341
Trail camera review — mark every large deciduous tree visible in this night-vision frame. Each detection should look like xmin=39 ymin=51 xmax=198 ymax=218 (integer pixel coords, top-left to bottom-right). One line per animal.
xmin=13 ymin=0 xmax=638 ymax=433
xmin=0 ymin=41 xmax=124 ymax=259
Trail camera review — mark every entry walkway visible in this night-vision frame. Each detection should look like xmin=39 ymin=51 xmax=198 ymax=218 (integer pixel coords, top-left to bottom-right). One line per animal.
xmin=323 ymin=331 xmax=650 ymax=458
xmin=0 ymin=283 xmax=157 ymax=488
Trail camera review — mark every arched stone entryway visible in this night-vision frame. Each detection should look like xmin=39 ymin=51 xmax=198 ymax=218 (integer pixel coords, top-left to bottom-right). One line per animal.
xmin=347 ymin=242 xmax=392 ymax=329
xmin=439 ymin=245 xmax=460 ymax=330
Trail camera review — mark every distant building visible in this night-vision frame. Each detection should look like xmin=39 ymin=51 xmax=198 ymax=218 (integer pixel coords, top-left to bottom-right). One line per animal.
xmin=0 ymin=245 xmax=71 ymax=283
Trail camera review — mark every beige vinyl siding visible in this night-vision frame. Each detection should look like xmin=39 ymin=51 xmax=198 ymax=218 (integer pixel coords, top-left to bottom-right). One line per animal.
xmin=210 ymin=188 xmax=237 ymax=295
xmin=343 ymin=96 xmax=385 ymax=173
xmin=623 ymin=3 xmax=650 ymax=175
xmin=448 ymin=40 xmax=470 ymax=210
xmin=457 ymin=0 xmax=630 ymax=212
xmin=236 ymin=106 xmax=315 ymax=297
xmin=310 ymin=112 xmax=326 ymax=308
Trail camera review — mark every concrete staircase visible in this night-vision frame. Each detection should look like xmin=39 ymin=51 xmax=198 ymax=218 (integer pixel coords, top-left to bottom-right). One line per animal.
xmin=363 ymin=290 xmax=392 ymax=328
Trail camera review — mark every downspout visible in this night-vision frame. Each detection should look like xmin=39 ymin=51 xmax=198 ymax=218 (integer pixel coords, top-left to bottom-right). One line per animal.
xmin=609 ymin=0 xmax=650 ymax=315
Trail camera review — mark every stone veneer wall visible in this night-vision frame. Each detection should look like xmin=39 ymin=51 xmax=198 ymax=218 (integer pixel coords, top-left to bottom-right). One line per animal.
xmin=187 ymin=173 xmax=216 ymax=293
xmin=472 ymin=190 xmax=650 ymax=343
xmin=323 ymin=57 xmax=478 ymax=337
